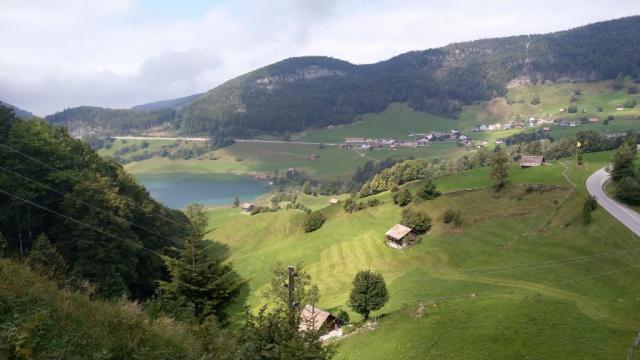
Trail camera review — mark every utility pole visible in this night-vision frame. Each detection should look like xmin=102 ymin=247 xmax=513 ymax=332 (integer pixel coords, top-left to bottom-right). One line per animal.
xmin=287 ymin=265 xmax=298 ymax=309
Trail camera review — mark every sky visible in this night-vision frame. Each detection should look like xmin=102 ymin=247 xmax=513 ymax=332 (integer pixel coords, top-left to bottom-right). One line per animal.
xmin=2 ymin=0 xmax=640 ymax=116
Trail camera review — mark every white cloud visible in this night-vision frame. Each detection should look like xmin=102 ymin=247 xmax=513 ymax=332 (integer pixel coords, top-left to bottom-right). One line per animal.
xmin=1 ymin=0 xmax=639 ymax=115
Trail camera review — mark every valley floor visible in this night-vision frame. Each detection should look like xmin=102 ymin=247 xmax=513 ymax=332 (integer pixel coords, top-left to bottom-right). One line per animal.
xmin=205 ymin=152 xmax=640 ymax=359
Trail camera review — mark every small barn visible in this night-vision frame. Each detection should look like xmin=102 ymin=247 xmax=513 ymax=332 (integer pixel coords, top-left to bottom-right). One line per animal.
xmin=329 ymin=198 xmax=339 ymax=205
xmin=241 ymin=203 xmax=254 ymax=213
xmin=385 ymin=224 xmax=416 ymax=248
xmin=299 ymin=305 xmax=339 ymax=333
xmin=519 ymin=155 xmax=545 ymax=168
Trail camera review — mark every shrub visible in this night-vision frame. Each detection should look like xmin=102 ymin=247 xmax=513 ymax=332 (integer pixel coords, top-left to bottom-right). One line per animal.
xmin=628 ymin=85 xmax=639 ymax=94
xmin=530 ymin=95 xmax=540 ymax=105
xmin=624 ymin=99 xmax=637 ymax=108
xmin=582 ymin=202 xmax=592 ymax=225
xmin=585 ymin=195 xmax=598 ymax=211
xmin=393 ymin=188 xmax=413 ymax=207
xmin=567 ymin=106 xmax=578 ymax=113
xmin=303 ymin=211 xmax=326 ymax=232
xmin=616 ymin=177 xmax=640 ymax=204
xmin=442 ymin=209 xmax=462 ymax=227
xmin=401 ymin=208 xmax=432 ymax=234
xmin=336 ymin=310 xmax=350 ymax=325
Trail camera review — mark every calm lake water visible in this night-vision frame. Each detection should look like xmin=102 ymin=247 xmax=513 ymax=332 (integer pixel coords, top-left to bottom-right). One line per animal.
xmin=134 ymin=173 xmax=269 ymax=209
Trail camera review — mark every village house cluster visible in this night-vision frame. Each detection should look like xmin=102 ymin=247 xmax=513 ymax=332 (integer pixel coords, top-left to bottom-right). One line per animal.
xmin=341 ymin=129 xmax=468 ymax=150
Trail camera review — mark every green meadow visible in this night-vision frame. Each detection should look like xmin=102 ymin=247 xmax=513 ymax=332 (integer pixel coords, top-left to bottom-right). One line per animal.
xmin=204 ymin=151 xmax=640 ymax=359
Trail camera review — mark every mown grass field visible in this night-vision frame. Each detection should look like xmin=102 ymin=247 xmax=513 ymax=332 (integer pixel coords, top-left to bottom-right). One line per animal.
xmin=205 ymin=152 xmax=640 ymax=359
xmin=124 ymin=141 xmax=467 ymax=180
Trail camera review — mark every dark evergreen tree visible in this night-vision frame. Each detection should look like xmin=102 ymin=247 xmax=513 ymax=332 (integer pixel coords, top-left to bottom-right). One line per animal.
xmin=233 ymin=196 xmax=240 ymax=207
xmin=348 ymin=270 xmax=389 ymax=320
xmin=416 ymin=178 xmax=440 ymax=200
xmin=159 ymin=204 xmax=244 ymax=321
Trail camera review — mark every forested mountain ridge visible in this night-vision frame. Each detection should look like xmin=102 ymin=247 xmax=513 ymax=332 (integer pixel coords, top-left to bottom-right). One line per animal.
xmin=0 ymin=100 xmax=33 ymax=118
xmin=46 ymin=16 xmax=640 ymax=137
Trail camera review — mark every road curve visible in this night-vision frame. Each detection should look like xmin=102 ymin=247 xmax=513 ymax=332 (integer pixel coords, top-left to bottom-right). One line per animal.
xmin=586 ymin=168 xmax=640 ymax=237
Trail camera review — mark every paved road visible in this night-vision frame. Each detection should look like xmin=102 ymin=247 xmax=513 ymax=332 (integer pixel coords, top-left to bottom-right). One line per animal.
xmin=110 ymin=136 xmax=338 ymax=146
xmin=586 ymin=168 xmax=640 ymax=237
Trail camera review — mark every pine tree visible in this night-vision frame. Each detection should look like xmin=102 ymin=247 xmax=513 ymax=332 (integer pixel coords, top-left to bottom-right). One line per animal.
xmin=416 ymin=178 xmax=440 ymax=200
xmin=233 ymin=196 xmax=240 ymax=207
xmin=26 ymin=233 xmax=66 ymax=277
xmin=159 ymin=204 xmax=244 ymax=321
xmin=348 ymin=270 xmax=389 ymax=320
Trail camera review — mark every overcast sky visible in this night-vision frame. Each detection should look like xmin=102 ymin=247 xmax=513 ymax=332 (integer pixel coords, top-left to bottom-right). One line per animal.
xmin=2 ymin=0 xmax=640 ymax=116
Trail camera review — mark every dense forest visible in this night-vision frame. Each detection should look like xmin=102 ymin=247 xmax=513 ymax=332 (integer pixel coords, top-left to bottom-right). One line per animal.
xmin=0 ymin=106 xmax=190 ymax=299
xmin=46 ymin=16 xmax=640 ymax=138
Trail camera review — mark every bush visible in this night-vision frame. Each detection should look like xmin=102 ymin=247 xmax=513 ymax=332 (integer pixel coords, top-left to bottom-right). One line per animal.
xmin=393 ymin=188 xmax=413 ymax=207
xmin=582 ymin=202 xmax=592 ymax=225
xmin=348 ymin=271 xmax=388 ymax=320
xmin=401 ymin=208 xmax=432 ymax=234
xmin=336 ymin=310 xmax=350 ymax=325
xmin=628 ymin=85 xmax=639 ymax=94
xmin=616 ymin=177 xmax=640 ymax=204
xmin=303 ymin=211 xmax=326 ymax=232
xmin=530 ymin=95 xmax=540 ymax=105
xmin=624 ymin=99 xmax=637 ymax=108
xmin=585 ymin=195 xmax=598 ymax=211
xmin=442 ymin=209 xmax=462 ymax=228
xmin=567 ymin=106 xmax=578 ymax=113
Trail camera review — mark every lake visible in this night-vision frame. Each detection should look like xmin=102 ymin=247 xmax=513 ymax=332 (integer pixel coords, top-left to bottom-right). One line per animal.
xmin=134 ymin=173 xmax=270 ymax=209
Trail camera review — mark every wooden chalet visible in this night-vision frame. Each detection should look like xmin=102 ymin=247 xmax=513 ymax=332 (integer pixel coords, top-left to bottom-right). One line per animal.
xmin=519 ymin=155 xmax=545 ymax=168
xmin=385 ymin=224 xmax=416 ymax=248
xmin=299 ymin=304 xmax=339 ymax=333
xmin=241 ymin=203 xmax=254 ymax=212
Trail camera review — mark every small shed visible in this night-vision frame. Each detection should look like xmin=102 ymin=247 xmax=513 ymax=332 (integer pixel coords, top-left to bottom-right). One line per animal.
xmin=329 ymin=198 xmax=339 ymax=205
xmin=385 ymin=224 xmax=416 ymax=248
xmin=299 ymin=305 xmax=339 ymax=333
xmin=519 ymin=155 xmax=545 ymax=168
xmin=588 ymin=117 xmax=599 ymax=123
xmin=241 ymin=203 xmax=254 ymax=212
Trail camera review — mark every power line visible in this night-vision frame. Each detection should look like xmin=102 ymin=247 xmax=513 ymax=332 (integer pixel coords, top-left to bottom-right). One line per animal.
xmin=0 ymin=142 xmax=189 ymax=230
xmin=0 ymin=164 xmax=184 ymax=246
xmin=0 ymin=187 xmax=167 ymax=260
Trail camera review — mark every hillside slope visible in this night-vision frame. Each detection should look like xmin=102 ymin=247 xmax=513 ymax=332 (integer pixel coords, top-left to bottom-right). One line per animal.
xmin=206 ymin=152 xmax=640 ymax=359
xmin=46 ymin=16 xmax=640 ymax=137
xmin=131 ymin=93 xmax=203 ymax=111
xmin=0 ymin=259 xmax=206 ymax=358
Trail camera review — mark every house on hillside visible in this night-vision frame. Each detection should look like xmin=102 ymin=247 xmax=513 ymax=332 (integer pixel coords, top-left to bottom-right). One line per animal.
xmin=329 ymin=198 xmax=339 ymax=205
xmin=617 ymin=104 xmax=625 ymax=111
xmin=309 ymin=154 xmax=319 ymax=160
xmin=345 ymin=137 xmax=366 ymax=144
xmin=519 ymin=155 xmax=545 ymax=168
xmin=242 ymin=203 xmax=255 ymax=213
xmin=416 ymin=138 xmax=429 ymax=147
xmin=287 ymin=168 xmax=297 ymax=176
xmin=299 ymin=304 xmax=339 ymax=333
xmin=588 ymin=117 xmax=599 ymax=123
xmin=385 ymin=224 xmax=417 ymax=249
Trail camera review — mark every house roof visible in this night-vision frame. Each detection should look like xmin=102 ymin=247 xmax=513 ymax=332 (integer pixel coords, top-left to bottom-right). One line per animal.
xmin=520 ymin=155 xmax=544 ymax=167
xmin=329 ymin=198 xmax=339 ymax=204
xmin=344 ymin=137 xmax=366 ymax=143
xmin=242 ymin=202 xmax=254 ymax=209
xmin=300 ymin=304 xmax=333 ymax=332
xmin=385 ymin=224 xmax=413 ymax=240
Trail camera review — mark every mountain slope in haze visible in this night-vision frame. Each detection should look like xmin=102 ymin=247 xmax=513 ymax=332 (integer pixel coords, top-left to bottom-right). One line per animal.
xmin=131 ymin=93 xmax=203 ymax=111
xmin=46 ymin=16 xmax=640 ymax=137
xmin=0 ymin=101 xmax=33 ymax=118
